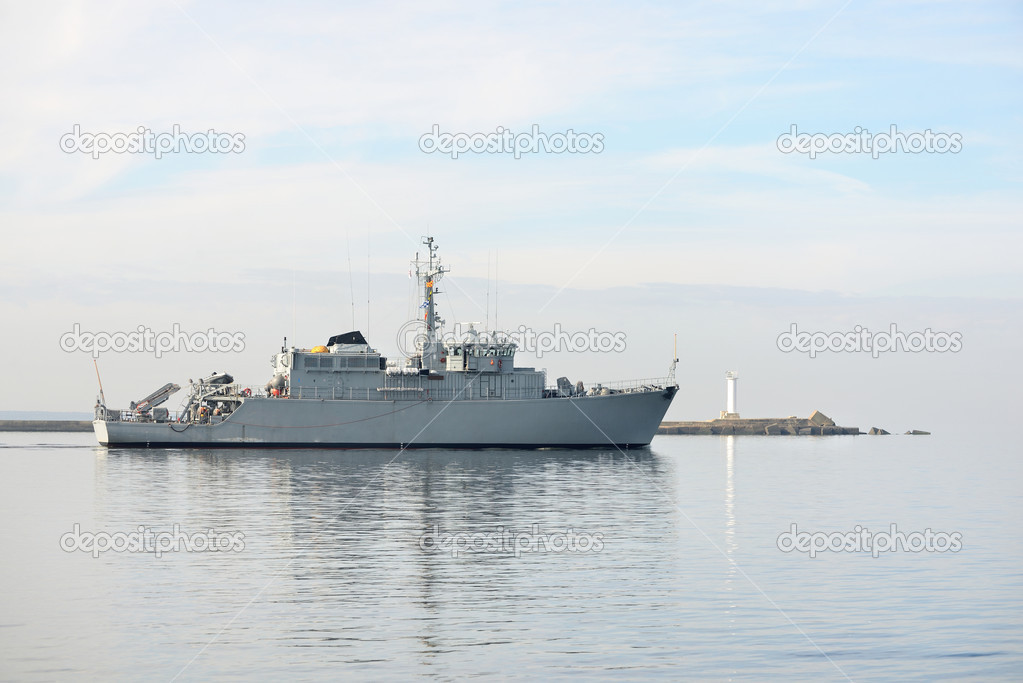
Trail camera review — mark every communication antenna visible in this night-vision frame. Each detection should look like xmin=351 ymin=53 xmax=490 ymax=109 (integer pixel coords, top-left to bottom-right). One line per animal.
xmin=346 ymin=231 xmax=357 ymax=330
xmin=485 ymin=250 xmax=491 ymax=332
xmin=366 ymin=225 xmax=371 ymax=337
xmin=668 ymin=333 xmax=679 ymax=384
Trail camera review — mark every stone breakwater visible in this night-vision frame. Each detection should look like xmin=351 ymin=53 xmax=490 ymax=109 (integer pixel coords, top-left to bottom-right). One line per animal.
xmin=0 ymin=420 xmax=93 ymax=432
xmin=658 ymin=410 xmax=861 ymax=436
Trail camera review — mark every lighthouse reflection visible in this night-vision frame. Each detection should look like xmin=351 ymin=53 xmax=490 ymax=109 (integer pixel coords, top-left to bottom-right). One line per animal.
xmin=724 ymin=435 xmax=736 ymax=556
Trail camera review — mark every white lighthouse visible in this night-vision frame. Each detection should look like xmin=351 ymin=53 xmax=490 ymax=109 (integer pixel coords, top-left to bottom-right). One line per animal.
xmin=720 ymin=371 xmax=739 ymax=419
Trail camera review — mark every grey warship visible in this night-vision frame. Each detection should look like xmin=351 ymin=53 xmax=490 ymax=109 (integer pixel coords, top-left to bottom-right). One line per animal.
xmin=93 ymin=237 xmax=678 ymax=448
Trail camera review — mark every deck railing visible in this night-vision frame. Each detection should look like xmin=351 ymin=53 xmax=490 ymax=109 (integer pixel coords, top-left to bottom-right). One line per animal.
xmin=196 ymin=383 xmax=268 ymax=399
xmin=580 ymin=377 xmax=675 ymax=393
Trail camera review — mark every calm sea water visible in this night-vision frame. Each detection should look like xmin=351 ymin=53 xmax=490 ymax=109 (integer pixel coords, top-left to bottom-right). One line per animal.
xmin=0 ymin=431 xmax=1020 ymax=681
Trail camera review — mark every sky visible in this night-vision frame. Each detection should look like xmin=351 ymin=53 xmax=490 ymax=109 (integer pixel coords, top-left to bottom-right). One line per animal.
xmin=0 ymin=0 xmax=1020 ymax=433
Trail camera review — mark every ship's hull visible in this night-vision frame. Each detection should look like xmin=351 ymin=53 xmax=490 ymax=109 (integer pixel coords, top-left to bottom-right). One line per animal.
xmin=94 ymin=388 xmax=677 ymax=449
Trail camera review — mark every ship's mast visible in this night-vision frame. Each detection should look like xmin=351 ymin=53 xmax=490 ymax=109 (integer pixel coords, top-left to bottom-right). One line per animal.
xmin=412 ymin=236 xmax=447 ymax=369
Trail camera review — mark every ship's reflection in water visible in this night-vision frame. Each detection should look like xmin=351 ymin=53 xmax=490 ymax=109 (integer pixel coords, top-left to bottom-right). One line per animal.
xmin=9 ymin=432 xmax=1013 ymax=679
xmin=93 ymin=445 xmax=715 ymax=678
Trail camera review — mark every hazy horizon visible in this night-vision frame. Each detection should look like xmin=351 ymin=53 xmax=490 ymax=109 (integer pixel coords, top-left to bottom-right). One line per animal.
xmin=4 ymin=262 xmax=1018 ymax=437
